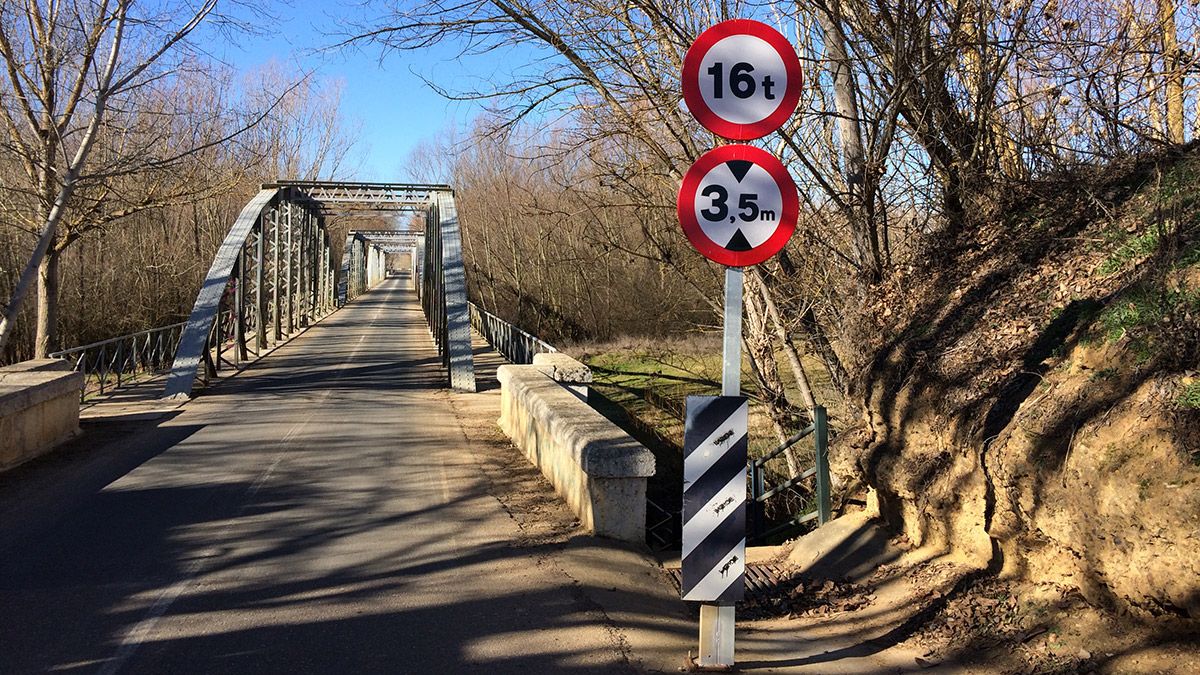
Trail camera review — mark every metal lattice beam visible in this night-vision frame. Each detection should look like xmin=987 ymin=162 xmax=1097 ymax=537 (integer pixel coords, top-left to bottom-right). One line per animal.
xmin=351 ymin=230 xmax=422 ymax=240
xmin=167 ymin=182 xmax=475 ymax=397
xmin=420 ymin=192 xmax=475 ymax=392
xmin=265 ymin=181 xmax=449 ymax=213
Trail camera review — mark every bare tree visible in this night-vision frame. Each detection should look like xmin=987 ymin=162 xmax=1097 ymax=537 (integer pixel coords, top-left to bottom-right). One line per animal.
xmin=0 ymin=0 xmax=223 ymax=355
xmin=812 ymin=0 xmax=886 ymax=283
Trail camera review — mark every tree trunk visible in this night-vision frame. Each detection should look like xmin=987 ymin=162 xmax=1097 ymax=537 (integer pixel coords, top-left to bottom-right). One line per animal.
xmin=815 ymin=0 xmax=881 ymax=282
xmin=752 ymin=268 xmax=818 ymax=413
xmin=745 ymin=284 xmax=802 ymax=478
xmin=0 ymin=184 xmax=76 ymax=353
xmin=776 ymin=251 xmax=851 ymax=397
xmin=1158 ymin=0 xmax=1185 ymax=144
xmin=35 ymin=247 xmax=60 ymax=357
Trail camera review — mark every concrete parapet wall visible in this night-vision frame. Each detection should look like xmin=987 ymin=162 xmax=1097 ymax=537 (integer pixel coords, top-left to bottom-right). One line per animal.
xmin=531 ymin=352 xmax=593 ymax=383
xmin=498 ymin=358 xmax=654 ymax=542
xmin=0 ymin=359 xmax=84 ymax=471
xmin=531 ymin=352 xmax=592 ymax=400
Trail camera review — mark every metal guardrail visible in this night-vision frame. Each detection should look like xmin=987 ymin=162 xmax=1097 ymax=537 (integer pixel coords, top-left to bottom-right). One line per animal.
xmin=749 ymin=405 xmax=831 ymax=542
xmin=52 ymin=290 xmax=320 ymax=403
xmin=468 ymin=302 xmax=557 ymax=364
xmin=50 ymin=322 xmax=186 ymax=401
xmin=644 ymin=407 xmax=831 ymax=551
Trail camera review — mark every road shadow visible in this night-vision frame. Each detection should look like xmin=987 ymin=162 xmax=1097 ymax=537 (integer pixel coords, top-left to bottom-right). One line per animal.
xmin=0 ymin=412 xmax=200 ymax=544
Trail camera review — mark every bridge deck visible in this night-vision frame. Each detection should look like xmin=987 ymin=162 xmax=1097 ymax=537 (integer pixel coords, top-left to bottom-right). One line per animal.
xmin=0 ymin=279 xmax=662 ymax=673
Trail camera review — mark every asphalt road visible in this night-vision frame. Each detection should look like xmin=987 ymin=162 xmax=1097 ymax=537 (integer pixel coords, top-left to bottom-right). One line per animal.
xmin=0 ymin=280 xmax=644 ymax=674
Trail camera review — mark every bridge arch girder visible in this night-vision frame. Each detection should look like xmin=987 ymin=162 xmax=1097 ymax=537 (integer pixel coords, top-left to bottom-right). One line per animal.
xmin=166 ymin=182 xmax=475 ymax=398
xmin=163 ymin=187 xmax=337 ymax=399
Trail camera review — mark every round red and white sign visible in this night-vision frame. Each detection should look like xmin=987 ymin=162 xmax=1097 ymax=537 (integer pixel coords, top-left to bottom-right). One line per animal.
xmin=677 ymin=144 xmax=798 ymax=267
xmin=682 ymin=19 xmax=803 ymax=140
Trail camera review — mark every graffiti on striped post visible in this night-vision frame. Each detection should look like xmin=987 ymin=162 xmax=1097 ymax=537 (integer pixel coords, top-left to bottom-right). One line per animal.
xmin=681 ymin=395 xmax=748 ymax=602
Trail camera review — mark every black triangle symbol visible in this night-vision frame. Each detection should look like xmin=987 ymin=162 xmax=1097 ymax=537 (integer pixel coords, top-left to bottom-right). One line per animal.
xmin=726 ymin=160 xmax=753 ymax=183
xmin=726 ymin=228 xmax=753 ymax=251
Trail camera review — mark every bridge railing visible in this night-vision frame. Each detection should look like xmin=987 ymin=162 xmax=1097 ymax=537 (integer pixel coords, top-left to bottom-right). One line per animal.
xmin=641 ymin=407 xmax=831 ymax=551
xmin=468 ymin=302 xmax=557 ymax=364
xmin=50 ymin=322 xmax=186 ymax=401
xmin=749 ymin=405 xmax=832 ymax=542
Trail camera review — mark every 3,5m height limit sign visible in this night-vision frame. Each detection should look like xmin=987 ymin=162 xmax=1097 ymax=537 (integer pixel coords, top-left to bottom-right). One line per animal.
xmin=677 ymin=144 xmax=798 ymax=268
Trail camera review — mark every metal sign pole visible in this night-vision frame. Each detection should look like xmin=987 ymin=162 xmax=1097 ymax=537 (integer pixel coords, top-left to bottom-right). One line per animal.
xmin=722 ymin=267 xmax=743 ymax=398
xmin=697 ymin=265 xmax=743 ymax=669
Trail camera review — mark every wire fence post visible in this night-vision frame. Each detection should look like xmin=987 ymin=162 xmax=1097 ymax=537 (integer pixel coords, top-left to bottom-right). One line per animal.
xmin=749 ymin=460 xmax=764 ymax=539
xmin=814 ymin=405 xmax=831 ymax=525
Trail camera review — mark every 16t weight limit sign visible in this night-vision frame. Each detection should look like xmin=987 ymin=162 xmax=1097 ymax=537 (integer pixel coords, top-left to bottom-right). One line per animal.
xmin=682 ymin=19 xmax=803 ymax=140
xmin=678 ymin=144 xmax=798 ymax=267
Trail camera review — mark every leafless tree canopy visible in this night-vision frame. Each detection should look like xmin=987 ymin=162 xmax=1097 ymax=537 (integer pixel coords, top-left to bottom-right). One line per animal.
xmin=349 ymin=0 xmax=1199 ymax=440
xmin=0 ymin=1 xmax=359 ymax=363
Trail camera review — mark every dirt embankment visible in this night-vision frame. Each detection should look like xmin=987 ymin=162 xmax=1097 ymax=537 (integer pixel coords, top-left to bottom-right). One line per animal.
xmin=835 ymin=147 xmax=1200 ymax=625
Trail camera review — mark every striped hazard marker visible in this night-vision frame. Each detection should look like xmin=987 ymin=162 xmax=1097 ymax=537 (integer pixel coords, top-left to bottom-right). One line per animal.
xmin=681 ymin=395 xmax=748 ymax=602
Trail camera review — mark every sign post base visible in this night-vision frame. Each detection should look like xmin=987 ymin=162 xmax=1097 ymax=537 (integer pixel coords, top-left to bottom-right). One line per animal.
xmin=697 ymin=603 xmax=735 ymax=669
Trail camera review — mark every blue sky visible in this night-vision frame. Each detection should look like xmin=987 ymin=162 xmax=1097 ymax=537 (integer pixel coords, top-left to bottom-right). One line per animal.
xmin=213 ymin=0 xmax=511 ymax=181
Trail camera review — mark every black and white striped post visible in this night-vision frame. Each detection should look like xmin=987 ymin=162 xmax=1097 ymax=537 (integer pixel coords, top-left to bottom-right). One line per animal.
xmin=682 ymin=267 xmax=745 ymax=668
xmin=682 ymin=394 xmax=748 ymax=604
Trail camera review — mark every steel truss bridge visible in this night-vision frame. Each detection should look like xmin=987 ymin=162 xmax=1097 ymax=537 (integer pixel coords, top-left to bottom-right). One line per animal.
xmin=163 ymin=181 xmax=475 ymax=397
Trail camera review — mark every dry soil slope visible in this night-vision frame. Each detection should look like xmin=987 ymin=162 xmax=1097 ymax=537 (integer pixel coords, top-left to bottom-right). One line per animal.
xmin=836 ymin=145 xmax=1200 ymax=623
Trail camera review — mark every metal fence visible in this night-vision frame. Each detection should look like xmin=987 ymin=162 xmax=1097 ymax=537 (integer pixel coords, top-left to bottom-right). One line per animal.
xmin=49 ymin=322 xmax=186 ymax=401
xmin=646 ymin=496 xmax=680 ymax=552
xmin=468 ymin=302 xmax=557 ymax=364
xmin=641 ymin=403 xmax=832 ymax=551
xmin=749 ymin=405 xmax=832 ymax=542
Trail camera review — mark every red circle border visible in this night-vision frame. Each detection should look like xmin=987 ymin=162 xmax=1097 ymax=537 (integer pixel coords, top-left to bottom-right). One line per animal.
xmin=677 ymin=144 xmax=798 ymax=267
xmin=682 ymin=19 xmax=803 ymax=140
